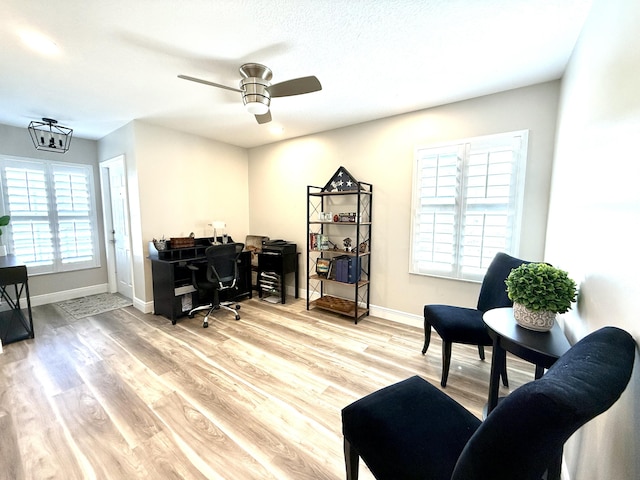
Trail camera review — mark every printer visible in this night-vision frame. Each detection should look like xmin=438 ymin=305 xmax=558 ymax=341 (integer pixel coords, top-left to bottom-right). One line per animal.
xmin=262 ymin=239 xmax=297 ymax=255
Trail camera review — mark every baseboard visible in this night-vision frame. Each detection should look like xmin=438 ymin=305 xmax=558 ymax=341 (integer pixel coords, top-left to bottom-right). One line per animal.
xmin=369 ymin=304 xmax=422 ymax=327
xmin=30 ymin=284 xmax=109 ymax=307
xmin=135 ymin=298 xmax=154 ymax=314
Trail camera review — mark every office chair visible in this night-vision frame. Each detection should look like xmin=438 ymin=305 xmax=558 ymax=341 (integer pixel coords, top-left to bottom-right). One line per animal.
xmin=423 ymin=252 xmax=530 ymax=387
xmin=188 ymin=243 xmax=244 ymax=328
xmin=342 ymin=326 xmax=636 ymax=480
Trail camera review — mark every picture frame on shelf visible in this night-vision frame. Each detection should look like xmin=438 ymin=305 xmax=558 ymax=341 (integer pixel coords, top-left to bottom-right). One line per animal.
xmin=316 ymin=258 xmax=331 ymax=277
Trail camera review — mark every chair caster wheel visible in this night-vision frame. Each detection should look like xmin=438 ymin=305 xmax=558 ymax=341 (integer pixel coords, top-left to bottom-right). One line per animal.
xmin=203 ymin=321 xmax=208 ymax=328
xmin=235 ymin=315 xmax=241 ymax=321
xmin=188 ymin=314 xmax=194 ymax=319
xmin=235 ymin=305 xmax=241 ymax=310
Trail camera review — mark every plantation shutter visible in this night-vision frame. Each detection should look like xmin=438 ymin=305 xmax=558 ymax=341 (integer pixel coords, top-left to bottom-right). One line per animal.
xmin=4 ymin=163 xmax=55 ymax=269
xmin=1 ymin=158 xmax=99 ymax=274
xmin=53 ymin=165 xmax=95 ymax=265
xmin=411 ymin=131 xmax=527 ymax=281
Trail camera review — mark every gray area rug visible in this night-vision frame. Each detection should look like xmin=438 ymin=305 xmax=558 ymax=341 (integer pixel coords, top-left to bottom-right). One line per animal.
xmin=56 ymin=293 xmax=132 ymax=319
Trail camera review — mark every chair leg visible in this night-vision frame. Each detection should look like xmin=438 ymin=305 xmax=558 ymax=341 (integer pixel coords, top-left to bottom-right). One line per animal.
xmin=478 ymin=345 xmax=485 ymax=360
xmin=422 ymin=323 xmax=431 ymax=354
xmin=344 ymin=438 xmax=359 ymax=480
xmin=441 ymin=341 xmax=452 ymax=387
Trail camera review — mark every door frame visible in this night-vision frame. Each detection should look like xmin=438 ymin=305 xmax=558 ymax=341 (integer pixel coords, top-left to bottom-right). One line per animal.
xmin=99 ymin=154 xmax=134 ymax=297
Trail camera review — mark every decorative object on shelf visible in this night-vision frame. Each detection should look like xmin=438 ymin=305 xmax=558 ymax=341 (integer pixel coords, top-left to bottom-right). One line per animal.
xmin=153 ymin=236 xmax=167 ymax=251
xmin=338 ymin=212 xmax=357 ymax=222
xmin=316 ymin=258 xmax=331 ymax=276
xmin=27 ymin=117 xmax=73 ymax=153
xmin=323 ymin=166 xmax=361 ymax=192
xmin=170 ymin=237 xmax=195 ymax=248
xmin=359 ymin=241 xmax=368 ymax=253
xmin=506 ymin=262 xmax=578 ymax=332
xmin=343 ymin=237 xmax=353 ymax=252
xmin=0 ymin=215 xmax=10 ymax=256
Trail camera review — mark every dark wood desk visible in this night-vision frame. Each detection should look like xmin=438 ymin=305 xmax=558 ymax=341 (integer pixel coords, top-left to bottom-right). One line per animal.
xmin=483 ymin=307 xmax=570 ymax=416
xmin=148 ymin=239 xmax=252 ymax=324
xmin=0 ymin=255 xmax=34 ymax=345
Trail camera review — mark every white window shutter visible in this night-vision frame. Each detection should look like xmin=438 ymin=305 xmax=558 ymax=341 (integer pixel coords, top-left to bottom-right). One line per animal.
xmin=411 ymin=131 xmax=528 ymax=281
xmin=1 ymin=157 xmax=99 ymax=274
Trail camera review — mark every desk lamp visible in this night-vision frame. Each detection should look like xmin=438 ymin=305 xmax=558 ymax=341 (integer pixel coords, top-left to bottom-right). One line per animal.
xmin=210 ymin=221 xmax=227 ymax=244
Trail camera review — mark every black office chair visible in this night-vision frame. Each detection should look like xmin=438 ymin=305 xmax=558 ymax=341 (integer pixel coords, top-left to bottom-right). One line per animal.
xmin=342 ymin=326 xmax=636 ymax=480
xmin=188 ymin=243 xmax=244 ymax=328
xmin=423 ymin=252 xmax=529 ymax=387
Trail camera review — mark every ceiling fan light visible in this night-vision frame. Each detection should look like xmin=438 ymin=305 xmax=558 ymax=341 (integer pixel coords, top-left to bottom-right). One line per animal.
xmin=245 ymin=100 xmax=269 ymax=115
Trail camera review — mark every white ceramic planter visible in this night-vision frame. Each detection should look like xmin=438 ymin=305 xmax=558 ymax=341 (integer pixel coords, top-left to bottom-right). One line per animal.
xmin=513 ymin=302 xmax=556 ymax=332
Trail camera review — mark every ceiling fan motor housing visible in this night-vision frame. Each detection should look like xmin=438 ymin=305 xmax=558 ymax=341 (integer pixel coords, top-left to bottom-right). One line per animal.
xmin=240 ymin=63 xmax=272 ymax=114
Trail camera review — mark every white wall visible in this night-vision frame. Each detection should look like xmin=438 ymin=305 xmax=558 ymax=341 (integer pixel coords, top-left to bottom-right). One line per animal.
xmin=547 ymin=0 xmax=640 ymax=477
xmin=248 ymin=82 xmax=560 ymax=321
xmin=99 ymin=121 xmax=250 ymax=306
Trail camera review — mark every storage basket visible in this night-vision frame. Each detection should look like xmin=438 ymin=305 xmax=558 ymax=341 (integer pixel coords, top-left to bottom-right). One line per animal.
xmin=170 ymin=237 xmax=195 ymax=248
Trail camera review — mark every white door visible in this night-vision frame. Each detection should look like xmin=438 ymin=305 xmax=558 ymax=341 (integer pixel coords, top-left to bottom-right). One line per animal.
xmin=101 ymin=156 xmax=133 ymax=299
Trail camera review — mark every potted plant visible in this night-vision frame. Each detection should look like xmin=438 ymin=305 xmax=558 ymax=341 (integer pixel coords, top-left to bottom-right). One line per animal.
xmin=0 ymin=215 xmax=9 ymax=256
xmin=505 ymin=262 xmax=577 ymax=331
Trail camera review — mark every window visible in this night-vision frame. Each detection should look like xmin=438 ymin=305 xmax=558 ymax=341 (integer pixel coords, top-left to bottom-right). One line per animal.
xmin=410 ymin=130 xmax=528 ymax=281
xmin=0 ymin=156 xmax=100 ymax=275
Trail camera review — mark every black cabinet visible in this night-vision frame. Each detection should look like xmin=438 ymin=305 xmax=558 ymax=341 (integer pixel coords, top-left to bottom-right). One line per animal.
xmin=149 ymin=238 xmax=251 ymax=324
xmin=257 ymin=247 xmax=299 ymax=304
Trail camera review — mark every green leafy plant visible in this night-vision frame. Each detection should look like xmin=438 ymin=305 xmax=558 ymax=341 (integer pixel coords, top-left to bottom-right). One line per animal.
xmin=0 ymin=215 xmax=9 ymax=242
xmin=505 ymin=263 xmax=577 ymax=313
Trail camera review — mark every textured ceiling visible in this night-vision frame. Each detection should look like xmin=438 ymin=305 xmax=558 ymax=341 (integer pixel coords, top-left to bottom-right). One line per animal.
xmin=1 ymin=0 xmax=592 ymax=148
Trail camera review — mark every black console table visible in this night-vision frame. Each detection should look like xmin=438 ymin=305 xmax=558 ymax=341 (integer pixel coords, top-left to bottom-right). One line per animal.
xmin=0 ymin=255 xmax=34 ymax=345
xmin=257 ymin=243 xmax=299 ymax=304
xmin=148 ymin=238 xmax=251 ymax=324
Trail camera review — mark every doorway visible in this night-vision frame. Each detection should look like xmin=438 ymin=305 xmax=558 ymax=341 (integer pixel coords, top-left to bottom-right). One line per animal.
xmin=100 ymin=155 xmax=133 ymax=299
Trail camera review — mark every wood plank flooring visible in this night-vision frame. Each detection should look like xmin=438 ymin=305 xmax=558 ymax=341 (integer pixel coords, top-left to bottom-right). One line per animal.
xmin=0 ymin=296 xmax=535 ymax=480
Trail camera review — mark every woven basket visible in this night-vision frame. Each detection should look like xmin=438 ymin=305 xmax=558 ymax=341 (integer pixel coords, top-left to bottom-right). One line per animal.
xmin=170 ymin=237 xmax=195 ymax=248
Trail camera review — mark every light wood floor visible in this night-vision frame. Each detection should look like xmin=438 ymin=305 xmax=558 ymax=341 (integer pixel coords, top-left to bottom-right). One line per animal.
xmin=0 ymin=296 xmax=535 ymax=480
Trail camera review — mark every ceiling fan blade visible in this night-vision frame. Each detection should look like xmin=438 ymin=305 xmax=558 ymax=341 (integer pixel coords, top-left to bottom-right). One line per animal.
xmin=255 ymin=111 xmax=272 ymax=124
xmin=267 ymin=76 xmax=322 ymax=98
xmin=177 ymin=75 xmax=242 ymax=93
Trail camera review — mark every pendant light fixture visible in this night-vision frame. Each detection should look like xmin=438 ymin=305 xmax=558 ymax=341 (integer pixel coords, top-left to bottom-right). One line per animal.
xmin=28 ymin=117 xmax=73 ymax=153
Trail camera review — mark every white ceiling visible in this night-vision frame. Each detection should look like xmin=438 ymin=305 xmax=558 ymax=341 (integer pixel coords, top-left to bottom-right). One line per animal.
xmin=1 ymin=0 xmax=592 ymax=149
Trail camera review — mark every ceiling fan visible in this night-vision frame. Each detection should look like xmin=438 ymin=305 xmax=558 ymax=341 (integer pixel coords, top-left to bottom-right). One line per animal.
xmin=178 ymin=63 xmax=322 ymax=124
